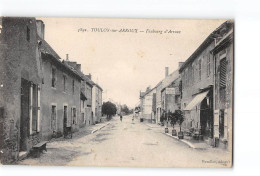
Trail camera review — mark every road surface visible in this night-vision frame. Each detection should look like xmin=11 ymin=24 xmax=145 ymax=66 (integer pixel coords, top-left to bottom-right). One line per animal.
xmin=19 ymin=115 xmax=231 ymax=167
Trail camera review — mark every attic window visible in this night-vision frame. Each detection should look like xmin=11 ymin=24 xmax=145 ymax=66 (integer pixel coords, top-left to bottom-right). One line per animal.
xmin=27 ymin=26 xmax=30 ymax=42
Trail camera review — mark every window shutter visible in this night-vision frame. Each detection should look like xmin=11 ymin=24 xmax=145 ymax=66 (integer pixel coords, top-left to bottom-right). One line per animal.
xmin=220 ymin=58 xmax=227 ymax=88
xmin=54 ymin=107 xmax=57 ymax=131
xmin=37 ymin=86 xmax=41 ymax=132
xmin=29 ymin=83 xmax=33 ymax=135
xmin=75 ymin=108 xmax=77 ymax=124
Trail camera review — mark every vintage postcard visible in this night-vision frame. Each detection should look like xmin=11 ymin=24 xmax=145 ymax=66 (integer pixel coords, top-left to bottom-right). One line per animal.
xmin=0 ymin=17 xmax=234 ymax=167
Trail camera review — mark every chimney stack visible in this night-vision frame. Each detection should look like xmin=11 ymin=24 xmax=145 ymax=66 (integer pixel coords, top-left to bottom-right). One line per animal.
xmin=76 ymin=64 xmax=81 ymax=72
xmin=66 ymin=54 xmax=69 ymax=61
xmin=165 ymin=67 xmax=169 ymax=78
xmin=36 ymin=20 xmax=45 ymax=39
xmin=178 ymin=62 xmax=184 ymax=69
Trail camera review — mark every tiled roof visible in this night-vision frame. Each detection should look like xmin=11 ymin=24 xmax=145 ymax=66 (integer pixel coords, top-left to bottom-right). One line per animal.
xmin=38 ymin=35 xmax=83 ymax=81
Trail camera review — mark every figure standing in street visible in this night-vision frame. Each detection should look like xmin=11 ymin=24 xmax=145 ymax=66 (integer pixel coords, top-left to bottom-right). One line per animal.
xmin=120 ymin=114 xmax=123 ymax=122
xmin=132 ymin=114 xmax=134 ymax=123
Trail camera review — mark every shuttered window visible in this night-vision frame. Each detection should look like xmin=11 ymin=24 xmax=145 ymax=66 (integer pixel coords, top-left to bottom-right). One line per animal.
xmin=220 ymin=58 xmax=227 ymax=88
xmin=51 ymin=105 xmax=56 ymax=132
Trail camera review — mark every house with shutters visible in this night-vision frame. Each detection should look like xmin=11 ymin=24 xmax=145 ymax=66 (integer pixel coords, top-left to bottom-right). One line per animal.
xmin=179 ymin=21 xmax=233 ymax=147
xmin=37 ymin=21 xmax=83 ymax=140
xmin=211 ymin=26 xmax=234 ymax=151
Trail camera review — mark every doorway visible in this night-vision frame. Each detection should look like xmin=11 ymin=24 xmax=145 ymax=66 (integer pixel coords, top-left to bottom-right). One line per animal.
xmin=63 ymin=106 xmax=67 ymax=135
xmin=20 ymin=79 xmax=30 ymax=152
xmin=200 ymin=93 xmax=213 ymax=139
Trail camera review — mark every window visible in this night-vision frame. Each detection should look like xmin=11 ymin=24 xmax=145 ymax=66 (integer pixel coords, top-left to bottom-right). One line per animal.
xmin=207 ymin=56 xmax=211 ymax=77
xmin=63 ymin=75 xmax=66 ymax=92
xmin=185 ymin=68 xmax=188 ymax=86
xmin=72 ymin=80 xmax=75 ymax=94
xmin=30 ymin=84 xmax=40 ymax=133
xmin=51 ymin=105 xmax=56 ymax=132
xmin=51 ymin=67 xmax=56 ymax=88
xmin=26 ymin=26 xmax=30 ymax=42
xmin=191 ymin=64 xmax=194 ymax=84
xmin=72 ymin=108 xmax=77 ymax=124
xmin=198 ymin=59 xmax=202 ymax=81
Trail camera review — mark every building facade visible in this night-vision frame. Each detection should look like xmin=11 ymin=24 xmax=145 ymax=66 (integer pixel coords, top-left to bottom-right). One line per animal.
xmin=212 ymin=28 xmax=234 ymax=150
xmin=38 ymin=32 xmax=83 ymax=140
xmin=179 ymin=21 xmax=233 ymax=146
xmin=140 ymin=87 xmax=156 ymax=122
xmin=161 ymin=70 xmax=181 ymax=115
xmin=92 ymin=84 xmax=103 ymax=123
xmin=0 ymin=17 xmax=43 ymax=163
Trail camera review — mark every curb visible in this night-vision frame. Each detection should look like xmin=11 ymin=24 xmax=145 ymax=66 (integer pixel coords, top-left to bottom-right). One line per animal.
xmin=91 ymin=122 xmax=110 ymax=134
xmin=144 ymin=123 xmax=161 ymax=128
xmin=164 ymin=133 xmax=200 ymax=149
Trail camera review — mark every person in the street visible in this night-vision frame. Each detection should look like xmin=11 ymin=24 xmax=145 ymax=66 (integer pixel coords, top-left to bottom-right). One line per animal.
xmin=132 ymin=114 xmax=134 ymax=123
xmin=120 ymin=114 xmax=123 ymax=122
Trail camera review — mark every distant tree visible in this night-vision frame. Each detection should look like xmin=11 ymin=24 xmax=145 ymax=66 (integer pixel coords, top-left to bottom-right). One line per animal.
xmin=121 ymin=104 xmax=130 ymax=115
xmin=102 ymin=101 xmax=117 ymax=120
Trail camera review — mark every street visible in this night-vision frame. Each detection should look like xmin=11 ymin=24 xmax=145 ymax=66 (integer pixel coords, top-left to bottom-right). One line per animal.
xmin=19 ymin=115 xmax=231 ymax=167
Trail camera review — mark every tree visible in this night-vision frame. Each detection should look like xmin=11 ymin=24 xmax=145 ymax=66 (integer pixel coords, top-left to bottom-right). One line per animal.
xmin=102 ymin=101 xmax=117 ymax=120
xmin=168 ymin=111 xmax=177 ymax=128
xmin=160 ymin=110 xmax=167 ymax=123
xmin=175 ymin=110 xmax=184 ymax=132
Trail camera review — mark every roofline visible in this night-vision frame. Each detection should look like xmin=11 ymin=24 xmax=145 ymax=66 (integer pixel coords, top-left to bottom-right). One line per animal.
xmin=42 ymin=53 xmax=83 ymax=81
xmin=211 ymin=30 xmax=234 ymax=55
xmin=94 ymin=83 xmax=103 ymax=91
xmin=140 ymin=86 xmax=156 ymax=98
xmin=179 ymin=20 xmax=233 ymax=72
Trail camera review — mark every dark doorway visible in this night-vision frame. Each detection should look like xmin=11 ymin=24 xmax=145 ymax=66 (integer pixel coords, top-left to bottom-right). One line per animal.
xmin=63 ymin=106 xmax=67 ymax=135
xmin=219 ymin=109 xmax=225 ymax=138
xmin=200 ymin=91 xmax=214 ymax=139
xmin=20 ymin=79 xmax=30 ymax=152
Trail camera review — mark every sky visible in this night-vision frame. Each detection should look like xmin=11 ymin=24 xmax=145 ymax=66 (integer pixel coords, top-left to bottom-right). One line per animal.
xmin=37 ymin=18 xmax=226 ymax=108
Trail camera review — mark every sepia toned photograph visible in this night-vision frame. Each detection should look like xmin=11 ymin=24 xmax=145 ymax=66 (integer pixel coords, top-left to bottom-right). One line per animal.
xmin=0 ymin=17 xmax=234 ymax=168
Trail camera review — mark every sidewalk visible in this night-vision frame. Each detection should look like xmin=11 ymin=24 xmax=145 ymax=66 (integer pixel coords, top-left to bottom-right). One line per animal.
xmin=144 ymin=122 xmax=213 ymax=150
xmin=50 ymin=119 xmax=111 ymax=142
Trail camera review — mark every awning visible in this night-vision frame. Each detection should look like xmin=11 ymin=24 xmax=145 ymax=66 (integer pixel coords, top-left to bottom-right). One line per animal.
xmin=184 ymin=90 xmax=209 ymax=111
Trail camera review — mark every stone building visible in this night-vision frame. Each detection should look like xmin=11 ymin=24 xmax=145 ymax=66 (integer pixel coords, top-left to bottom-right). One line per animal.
xmin=92 ymin=83 xmax=103 ymax=123
xmin=63 ymin=61 xmax=94 ymax=127
xmin=0 ymin=17 xmax=43 ymax=163
xmin=37 ymin=24 xmax=83 ymax=140
xmin=155 ymin=81 xmax=163 ymax=123
xmin=161 ymin=70 xmax=181 ymax=116
xmin=155 ymin=66 xmax=182 ymax=124
xmin=211 ymin=27 xmax=234 ymax=150
xmin=81 ymin=74 xmax=94 ymax=126
xmin=179 ymin=21 xmax=233 ymax=146
xmin=140 ymin=86 xmax=156 ymax=122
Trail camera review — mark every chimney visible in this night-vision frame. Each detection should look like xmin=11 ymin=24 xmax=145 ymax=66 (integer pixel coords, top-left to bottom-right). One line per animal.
xmin=76 ymin=64 xmax=81 ymax=72
xmin=36 ymin=20 xmax=45 ymax=39
xmin=165 ymin=67 xmax=169 ymax=77
xmin=178 ymin=62 xmax=184 ymax=69
xmin=86 ymin=74 xmax=92 ymax=80
xmin=66 ymin=54 xmax=69 ymax=61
